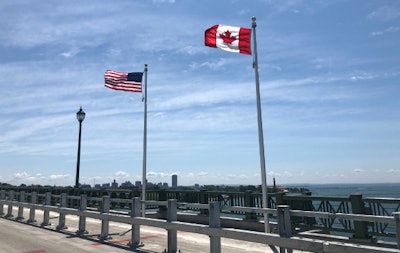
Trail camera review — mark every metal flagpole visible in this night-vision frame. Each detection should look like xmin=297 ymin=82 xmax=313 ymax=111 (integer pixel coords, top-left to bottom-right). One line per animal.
xmin=141 ymin=64 xmax=148 ymax=217
xmin=251 ymin=16 xmax=270 ymax=233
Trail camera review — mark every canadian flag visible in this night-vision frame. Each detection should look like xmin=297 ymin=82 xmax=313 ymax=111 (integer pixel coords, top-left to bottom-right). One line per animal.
xmin=205 ymin=25 xmax=251 ymax=55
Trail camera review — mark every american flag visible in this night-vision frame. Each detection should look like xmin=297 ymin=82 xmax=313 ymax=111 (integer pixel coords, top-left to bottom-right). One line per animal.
xmin=104 ymin=70 xmax=143 ymax=92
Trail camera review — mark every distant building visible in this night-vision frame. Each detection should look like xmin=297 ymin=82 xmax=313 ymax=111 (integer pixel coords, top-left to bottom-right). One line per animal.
xmin=135 ymin=181 xmax=141 ymax=188
xmin=111 ymin=179 xmax=118 ymax=189
xmin=121 ymin=181 xmax=134 ymax=188
xmin=94 ymin=184 xmax=101 ymax=189
xmin=172 ymin=174 xmax=178 ymax=189
xmin=102 ymin=183 xmax=110 ymax=189
xmin=163 ymin=182 xmax=169 ymax=189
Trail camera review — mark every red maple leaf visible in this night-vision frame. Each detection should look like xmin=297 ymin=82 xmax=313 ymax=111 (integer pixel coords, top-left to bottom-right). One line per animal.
xmin=219 ymin=30 xmax=236 ymax=44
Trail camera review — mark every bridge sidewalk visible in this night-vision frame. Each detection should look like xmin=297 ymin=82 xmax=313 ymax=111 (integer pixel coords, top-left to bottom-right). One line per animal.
xmin=0 ymin=205 xmax=310 ymax=253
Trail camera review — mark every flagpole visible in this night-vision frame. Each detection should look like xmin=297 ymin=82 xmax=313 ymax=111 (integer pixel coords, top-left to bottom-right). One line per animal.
xmin=252 ymin=16 xmax=270 ymax=233
xmin=141 ymin=64 xmax=148 ymax=217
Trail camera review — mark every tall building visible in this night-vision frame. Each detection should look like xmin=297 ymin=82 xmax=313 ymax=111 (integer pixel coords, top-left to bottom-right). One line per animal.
xmin=111 ymin=179 xmax=118 ymax=189
xmin=172 ymin=174 xmax=178 ymax=189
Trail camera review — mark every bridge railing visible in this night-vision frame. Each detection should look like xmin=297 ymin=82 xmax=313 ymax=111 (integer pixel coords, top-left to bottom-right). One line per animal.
xmin=277 ymin=194 xmax=400 ymax=240
xmin=1 ymin=190 xmax=400 ymax=253
xmin=1 ymin=187 xmax=400 ymax=240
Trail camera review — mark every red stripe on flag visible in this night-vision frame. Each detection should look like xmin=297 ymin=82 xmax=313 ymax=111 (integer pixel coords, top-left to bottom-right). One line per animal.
xmin=239 ymin=27 xmax=251 ymax=55
xmin=104 ymin=70 xmax=142 ymax=92
xmin=204 ymin=25 xmax=218 ymax=48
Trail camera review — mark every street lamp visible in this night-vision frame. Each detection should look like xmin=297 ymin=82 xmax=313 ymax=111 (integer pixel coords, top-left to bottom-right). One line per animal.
xmin=75 ymin=107 xmax=85 ymax=188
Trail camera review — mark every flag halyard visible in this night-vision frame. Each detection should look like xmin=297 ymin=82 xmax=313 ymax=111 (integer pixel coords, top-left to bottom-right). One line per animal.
xmin=104 ymin=70 xmax=143 ymax=92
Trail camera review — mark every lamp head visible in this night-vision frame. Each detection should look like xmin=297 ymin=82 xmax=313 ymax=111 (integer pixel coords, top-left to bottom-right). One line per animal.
xmin=76 ymin=107 xmax=85 ymax=122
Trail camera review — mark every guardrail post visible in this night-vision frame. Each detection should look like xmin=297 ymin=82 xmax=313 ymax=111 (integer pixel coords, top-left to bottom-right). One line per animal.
xmin=41 ymin=192 xmax=51 ymax=226
xmin=57 ymin=193 xmax=67 ymax=230
xmin=100 ymin=195 xmax=110 ymax=240
xmin=350 ymin=194 xmax=369 ymax=239
xmin=244 ymin=190 xmax=257 ymax=220
xmin=209 ymin=201 xmax=221 ymax=253
xmin=0 ymin=190 xmax=6 ymax=215
xmin=6 ymin=190 xmax=15 ymax=217
xmin=277 ymin=205 xmax=292 ymax=253
xmin=394 ymin=212 xmax=400 ymax=249
xmin=28 ymin=192 xmax=37 ymax=223
xmin=165 ymin=199 xmax=178 ymax=253
xmin=17 ymin=191 xmax=25 ymax=220
xmin=277 ymin=205 xmax=292 ymax=237
xmin=77 ymin=194 xmax=88 ymax=234
xmin=129 ymin=197 xmax=143 ymax=248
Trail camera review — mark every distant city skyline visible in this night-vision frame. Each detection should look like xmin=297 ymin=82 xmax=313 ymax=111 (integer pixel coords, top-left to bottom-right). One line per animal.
xmin=0 ymin=1 xmax=399 ymax=187
xmin=71 ymin=174 xmax=179 ymax=189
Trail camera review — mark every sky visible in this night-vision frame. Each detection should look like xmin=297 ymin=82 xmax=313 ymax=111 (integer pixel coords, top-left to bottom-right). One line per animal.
xmin=0 ymin=0 xmax=399 ymax=187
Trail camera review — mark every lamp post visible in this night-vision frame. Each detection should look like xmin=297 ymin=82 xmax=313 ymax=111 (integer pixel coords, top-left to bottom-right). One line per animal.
xmin=75 ymin=107 xmax=85 ymax=188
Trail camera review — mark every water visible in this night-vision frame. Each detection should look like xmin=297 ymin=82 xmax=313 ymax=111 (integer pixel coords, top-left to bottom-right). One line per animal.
xmin=286 ymin=183 xmax=400 ymax=242
xmin=290 ymin=183 xmax=400 ymax=198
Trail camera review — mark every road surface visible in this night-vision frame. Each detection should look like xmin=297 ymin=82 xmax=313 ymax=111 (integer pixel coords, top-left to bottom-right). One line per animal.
xmin=0 ymin=206 xmax=305 ymax=253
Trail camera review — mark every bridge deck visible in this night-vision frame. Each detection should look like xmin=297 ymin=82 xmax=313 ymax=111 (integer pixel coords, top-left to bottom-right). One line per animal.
xmin=0 ymin=206 xmax=308 ymax=253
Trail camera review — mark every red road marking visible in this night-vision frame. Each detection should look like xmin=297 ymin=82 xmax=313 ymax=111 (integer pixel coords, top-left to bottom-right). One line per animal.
xmin=92 ymin=234 xmax=165 ymax=246
xmin=140 ymin=234 xmax=166 ymax=240
xmin=20 ymin=250 xmax=46 ymax=253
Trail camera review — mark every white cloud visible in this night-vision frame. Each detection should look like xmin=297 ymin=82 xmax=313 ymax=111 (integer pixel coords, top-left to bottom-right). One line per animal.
xmin=60 ymin=47 xmax=80 ymax=58
xmin=197 ymin=172 xmax=209 ymax=177
xmin=386 ymin=26 xmax=400 ymax=32
xmin=153 ymin=0 xmax=175 ymax=4
xmin=1 ymin=1 xmax=399 ymax=187
xmin=49 ymin=174 xmax=70 ymax=180
xmin=370 ymin=26 xmax=400 ymax=37
xmin=368 ymin=6 xmax=400 ymax=21
xmin=147 ymin=171 xmax=170 ymax=178
xmin=349 ymin=72 xmax=376 ymax=81
xmin=370 ymin=31 xmax=383 ymax=37
xmin=115 ymin=171 xmax=130 ymax=178
xmin=14 ymin=172 xmax=30 ymax=179
xmin=6 ymin=172 xmax=42 ymax=185
xmin=189 ymin=58 xmax=229 ymax=71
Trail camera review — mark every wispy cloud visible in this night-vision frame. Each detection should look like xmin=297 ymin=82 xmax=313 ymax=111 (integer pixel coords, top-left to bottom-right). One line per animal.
xmin=1 ymin=0 xmax=399 ymax=187
xmin=370 ymin=26 xmax=400 ymax=36
xmin=368 ymin=5 xmax=400 ymax=21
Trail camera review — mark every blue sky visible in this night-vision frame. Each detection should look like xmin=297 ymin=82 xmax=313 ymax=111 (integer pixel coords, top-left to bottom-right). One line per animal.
xmin=0 ymin=0 xmax=399 ymax=187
